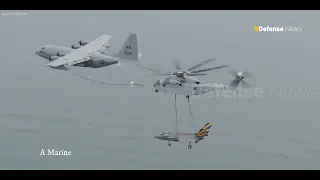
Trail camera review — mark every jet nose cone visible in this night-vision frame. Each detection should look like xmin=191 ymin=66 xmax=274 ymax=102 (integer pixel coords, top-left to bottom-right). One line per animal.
xmin=35 ymin=49 xmax=40 ymax=55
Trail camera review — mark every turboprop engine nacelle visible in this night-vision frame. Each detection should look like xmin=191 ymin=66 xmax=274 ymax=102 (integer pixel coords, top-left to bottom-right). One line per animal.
xmin=57 ymin=52 xmax=68 ymax=57
xmin=49 ymin=56 xmax=59 ymax=61
xmin=71 ymin=45 xmax=81 ymax=49
xmin=79 ymin=40 xmax=89 ymax=46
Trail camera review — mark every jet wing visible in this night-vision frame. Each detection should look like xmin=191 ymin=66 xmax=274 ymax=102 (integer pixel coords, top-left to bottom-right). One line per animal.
xmin=47 ymin=35 xmax=112 ymax=68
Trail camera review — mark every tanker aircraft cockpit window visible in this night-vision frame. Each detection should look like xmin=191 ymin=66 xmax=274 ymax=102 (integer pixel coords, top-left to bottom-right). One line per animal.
xmin=39 ymin=47 xmax=45 ymax=53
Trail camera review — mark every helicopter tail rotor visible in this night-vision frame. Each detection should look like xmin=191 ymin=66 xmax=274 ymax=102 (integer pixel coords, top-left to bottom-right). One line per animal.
xmin=229 ymin=69 xmax=252 ymax=89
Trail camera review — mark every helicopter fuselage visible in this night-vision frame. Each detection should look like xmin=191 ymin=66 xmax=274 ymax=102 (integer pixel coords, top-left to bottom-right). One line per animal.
xmin=159 ymin=75 xmax=201 ymax=85
xmin=153 ymin=75 xmax=235 ymax=97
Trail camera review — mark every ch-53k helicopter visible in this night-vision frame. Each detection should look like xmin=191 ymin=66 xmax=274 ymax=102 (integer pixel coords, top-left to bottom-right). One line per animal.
xmin=71 ymin=58 xmax=251 ymax=101
xmin=135 ymin=58 xmax=228 ymax=86
xmin=133 ymin=58 xmax=251 ymax=100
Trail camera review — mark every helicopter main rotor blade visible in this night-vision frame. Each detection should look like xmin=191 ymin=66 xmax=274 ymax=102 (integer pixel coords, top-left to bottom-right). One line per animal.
xmin=189 ymin=65 xmax=228 ymax=73
xmin=187 ymin=58 xmax=216 ymax=71
xmin=186 ymin=73 xmax=207 ymax=76
xmin=147 ymin=73 xmax=166 ymax=76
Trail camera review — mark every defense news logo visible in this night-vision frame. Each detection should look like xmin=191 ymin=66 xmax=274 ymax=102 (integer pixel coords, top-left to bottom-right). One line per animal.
xmin=254 ymin=26 xmax=302 ymax=32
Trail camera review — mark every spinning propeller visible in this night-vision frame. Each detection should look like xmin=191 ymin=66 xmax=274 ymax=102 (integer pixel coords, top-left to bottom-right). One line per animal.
xmin=145 ymin=58 xmax=228 ymax=78
xmin=229 ymin=69 xmax=252 ymax=88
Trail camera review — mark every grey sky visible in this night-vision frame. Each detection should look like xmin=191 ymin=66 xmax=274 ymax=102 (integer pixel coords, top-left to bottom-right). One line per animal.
xmin=0 ymin=10 xmax=319 ymax=169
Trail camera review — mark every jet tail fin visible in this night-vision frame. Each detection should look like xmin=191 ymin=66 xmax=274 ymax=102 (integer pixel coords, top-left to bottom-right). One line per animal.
xmin=116 ymin=33 xmax=139 ymax=61
xmin=195 ymin=122 xmax=212 ymax=137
